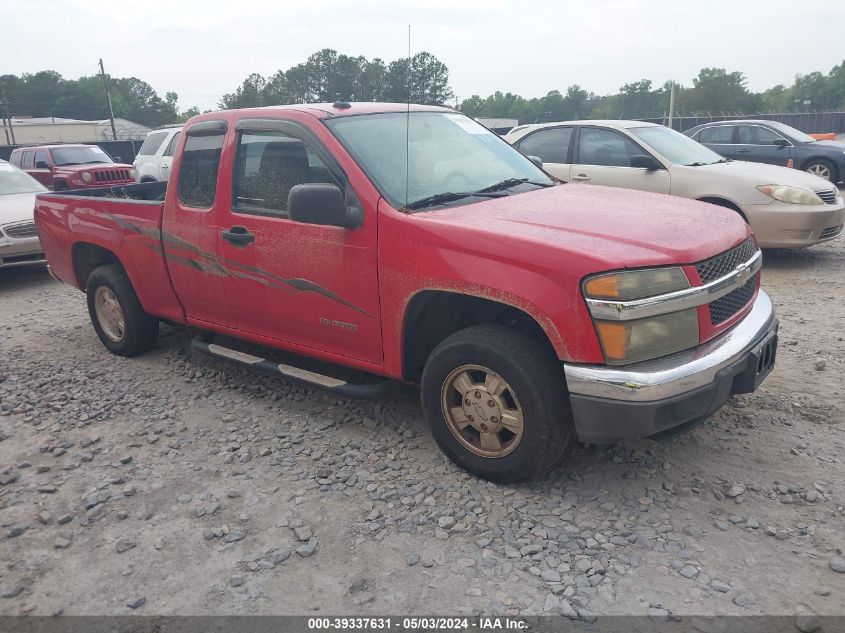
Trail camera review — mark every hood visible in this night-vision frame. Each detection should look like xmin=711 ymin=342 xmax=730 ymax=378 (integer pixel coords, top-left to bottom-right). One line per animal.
xmin=420 ymin=184 xmax=750 ymax=269
xmin=0 ymin=192 xmax=37 ymax=226
xmin=812 ymin=139 xmax=845 ymax=152
xmin=693 ymin=160 xmax=835 ymax=191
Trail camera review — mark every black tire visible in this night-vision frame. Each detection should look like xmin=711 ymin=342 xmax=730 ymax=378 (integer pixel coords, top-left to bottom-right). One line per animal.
xmin=421 ymin=324 xmax=573 ymax=483
xmin=85 ymin=264 xmax=159 ymax=357
xmin=803 ymin=158 xmax=838 ymax=183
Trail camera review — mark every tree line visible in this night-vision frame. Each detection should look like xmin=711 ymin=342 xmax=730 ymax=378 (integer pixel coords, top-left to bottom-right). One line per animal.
xmin=2 ymin=53 xmax=845 ymax=131
xmin=0 ymin=70 xmax=184 ymax=128
xmin=218 ymin=49 xmax=452 ymax=109
xmin=461 ymin=62 xmax=845 ymax=122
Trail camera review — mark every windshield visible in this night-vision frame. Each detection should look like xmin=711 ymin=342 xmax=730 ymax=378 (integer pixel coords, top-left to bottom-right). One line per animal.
xmin=51 ymin=146 xmax=112 ymax=166
xmin=324 ymin=111 xmax=553 ymax=211
xmin=629 ymin=126 xmax=725 ymax=166
xmin=766 ymin=121 xmax=818 ymax=144
xmin=0 ymin=164 xmax=47 ymax=195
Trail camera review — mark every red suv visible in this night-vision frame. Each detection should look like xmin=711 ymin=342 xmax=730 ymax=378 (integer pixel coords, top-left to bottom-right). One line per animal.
xmin=9 ymin=144 xmax=135 ymax=191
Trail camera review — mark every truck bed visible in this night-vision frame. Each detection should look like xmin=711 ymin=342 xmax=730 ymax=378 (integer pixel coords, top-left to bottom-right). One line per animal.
xmin=34 ymin=179 xmax=186 ymax=324
xmin=54 ymin=180 xmax=167 ymax=202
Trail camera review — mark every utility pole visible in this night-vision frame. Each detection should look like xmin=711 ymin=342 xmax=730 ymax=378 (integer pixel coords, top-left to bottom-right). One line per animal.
xmin=0 ymin=80 xmax=16 ymax=145
xmin=98 ymin=58 xmax=118 ymax=141
xmin=667 ymin=80 xmax=676 ymax=129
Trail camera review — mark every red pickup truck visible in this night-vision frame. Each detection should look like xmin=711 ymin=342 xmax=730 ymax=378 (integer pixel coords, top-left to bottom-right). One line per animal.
xmin=34 ymin=102 xmax=778 ymax=482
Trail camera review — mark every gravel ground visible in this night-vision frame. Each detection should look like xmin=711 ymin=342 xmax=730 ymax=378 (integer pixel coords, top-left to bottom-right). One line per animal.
xmin=0 ymin=222 xmax=844 ymax=620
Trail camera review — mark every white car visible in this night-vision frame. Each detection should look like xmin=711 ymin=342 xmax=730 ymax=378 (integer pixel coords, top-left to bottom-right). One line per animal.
xmin=0 ymin=162 xmax=48 ymax=269
xmin=505 ymin=120 xmax=844 ymax=248
xmin=133 ymin=125 xmax=182 ymax=183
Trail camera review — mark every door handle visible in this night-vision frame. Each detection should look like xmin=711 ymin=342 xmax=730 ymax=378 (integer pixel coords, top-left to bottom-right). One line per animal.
xmin=571 ymin=174 xmax=591 ymax=181
xmin=222 ymin=225 xmax=255 ymax=247
xmin=736 ymin=149 xmax=750 ymax=154
xmin=161 ymin=162 xmax=170 ymax=169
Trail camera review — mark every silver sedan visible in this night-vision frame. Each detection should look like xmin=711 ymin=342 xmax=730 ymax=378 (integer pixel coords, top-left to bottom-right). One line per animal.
xmin=0 ymin=162 xmax=47 ymax=269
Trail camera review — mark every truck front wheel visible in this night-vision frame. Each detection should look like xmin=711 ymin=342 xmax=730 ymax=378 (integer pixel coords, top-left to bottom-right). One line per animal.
xmin=421 ymin=324 xmax=573 ymax=483
xmin=86 ymin=264 xmax=159 ymax=356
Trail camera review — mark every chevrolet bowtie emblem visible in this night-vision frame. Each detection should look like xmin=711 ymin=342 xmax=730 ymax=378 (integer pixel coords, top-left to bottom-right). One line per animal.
xmin=736 ymin=264 xmax=751 ymax=285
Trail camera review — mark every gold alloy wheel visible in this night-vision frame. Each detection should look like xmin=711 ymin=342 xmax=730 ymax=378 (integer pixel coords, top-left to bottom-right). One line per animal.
xmin=94 ymin=286 xmax=126 ymax=342
xmin=440 ymin=364 xmax=524 ymax=458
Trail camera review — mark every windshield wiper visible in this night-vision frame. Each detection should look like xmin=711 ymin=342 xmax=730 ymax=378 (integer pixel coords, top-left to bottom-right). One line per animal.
xmin=406 ymin=190 xmax=507 ymax=211
xmin=684 ymin=162 xmax=710 ymax=167
xmin=477 ymin=177 xmax=552 ymax=192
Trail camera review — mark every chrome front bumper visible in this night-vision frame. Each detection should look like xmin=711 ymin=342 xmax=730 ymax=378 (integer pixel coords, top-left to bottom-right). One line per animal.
xmin=564 ymin=290 xmax=778 ymax=442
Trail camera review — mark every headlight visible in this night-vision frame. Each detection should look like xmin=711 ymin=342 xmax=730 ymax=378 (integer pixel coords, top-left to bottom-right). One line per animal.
xmin=757 ymin=185 xmax=822 ymax=205
xmin=81 ymin=171 xmax=93 ymax=183
xmin=594 ymin=309 xmax=700 ymax=365
xmin=584 ymin=267 xmax=698 ymax=365
xmin=584 ymin=267 xmax=690 ymax=300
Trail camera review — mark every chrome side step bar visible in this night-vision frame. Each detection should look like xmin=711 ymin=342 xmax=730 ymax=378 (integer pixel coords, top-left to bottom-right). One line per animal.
xmin=190 ymin=335 xmax=387 ymax=399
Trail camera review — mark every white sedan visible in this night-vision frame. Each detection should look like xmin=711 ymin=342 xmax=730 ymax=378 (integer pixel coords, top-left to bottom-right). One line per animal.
xmin=0 ymin=162 xmax=47 ymax=269
xmin=505 ymin=120 xmax=844 ymax=248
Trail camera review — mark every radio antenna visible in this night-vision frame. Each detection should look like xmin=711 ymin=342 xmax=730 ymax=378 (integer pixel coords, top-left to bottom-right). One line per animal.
xmin=404 ymin=24 xmax=411 ymax=210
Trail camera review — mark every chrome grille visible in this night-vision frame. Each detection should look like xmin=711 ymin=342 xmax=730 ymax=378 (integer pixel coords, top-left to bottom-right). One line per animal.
xmin=3 ymin=221 xmax=38 ymax=239
xmin=820 ymin=224 xmax=843 ymax=239
xmin=94 ymin=169 xmax=131 ymax=182
xmin=709 ymin=274 xmax=757 ymax=325
xmin=695 ymin=237 xmax=757 ymax=283
xmin=816 ymin=189 xmax=839 ymax=205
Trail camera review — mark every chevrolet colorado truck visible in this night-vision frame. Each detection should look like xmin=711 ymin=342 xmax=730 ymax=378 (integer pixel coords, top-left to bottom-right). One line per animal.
xmin=34 ymin=102 xmax=779 ymax=482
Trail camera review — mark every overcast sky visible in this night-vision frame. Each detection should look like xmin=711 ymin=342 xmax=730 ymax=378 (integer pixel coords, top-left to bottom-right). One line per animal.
xmin=5 ymin=0 xmax=844 ymax=113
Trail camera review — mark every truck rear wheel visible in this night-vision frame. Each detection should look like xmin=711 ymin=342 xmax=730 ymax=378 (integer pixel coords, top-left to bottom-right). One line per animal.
xmin=86 ymin=264 xmax=159 ymax=357
xmin=421 ymin=324 xmax=572 ymax=483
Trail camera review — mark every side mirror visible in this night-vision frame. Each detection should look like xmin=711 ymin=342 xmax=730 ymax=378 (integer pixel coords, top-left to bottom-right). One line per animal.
xmin=35 ymin=160 xmax=50 ymax=169
xmin=527 ymin=155 xmax=543 ymax=168
xmin=288 ymin=183 xmax=363 ymax=229
xmin=772 ymin=138 xmax=788 ymax=148
xmin=630 ymin=154 xmax=663 ymax=170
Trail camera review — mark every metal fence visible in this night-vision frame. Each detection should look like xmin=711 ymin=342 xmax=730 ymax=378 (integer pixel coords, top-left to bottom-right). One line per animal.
xmin=0 ymin=140 xmax=143 ymax=163
xmin=639 ymin=111 xmax=845 ymax=134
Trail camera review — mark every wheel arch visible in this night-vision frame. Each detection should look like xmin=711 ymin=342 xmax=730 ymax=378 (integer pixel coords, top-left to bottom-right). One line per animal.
xmin=71 ymin=242 xmax=123 ymax=289
xmin=696 ymin=196 xmax=748 ymax=221
xmin=401 ymin=290 xmax=559 ymax=383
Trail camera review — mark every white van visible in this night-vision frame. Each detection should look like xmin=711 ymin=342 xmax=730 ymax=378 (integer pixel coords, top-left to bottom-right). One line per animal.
xmin=133 ymin=125 xmax=182 ymax=183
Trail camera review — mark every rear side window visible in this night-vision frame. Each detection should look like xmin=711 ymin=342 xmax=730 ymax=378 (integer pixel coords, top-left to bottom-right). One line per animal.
xmin=9 ymin=152 xmax=21 ymax=167
xmin=232 ymin=130 xmax=338 ymax=215
xmin=21 ymin=150 xmax=35 ymax=169
xmin=138 ymin=131 xmax=168 ymax=156
xmin=517 ymin=127 xmax=573 ymax=164
xmin=163 ymin=132 xmax=181 ymax=157
xmin=577 ymin=128 xmax=644 ymax=167
xmin=177 ymin=134 xmax=224 ymax=208
xmin=698 ymin=126 xmax=734 ymax=144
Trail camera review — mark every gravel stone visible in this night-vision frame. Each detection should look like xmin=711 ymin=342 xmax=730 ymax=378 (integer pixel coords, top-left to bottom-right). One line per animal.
xmin=829 ymin=556 xmax=845 ymax=573
xmin=711 ymin=580 xmax=731 ymax=593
